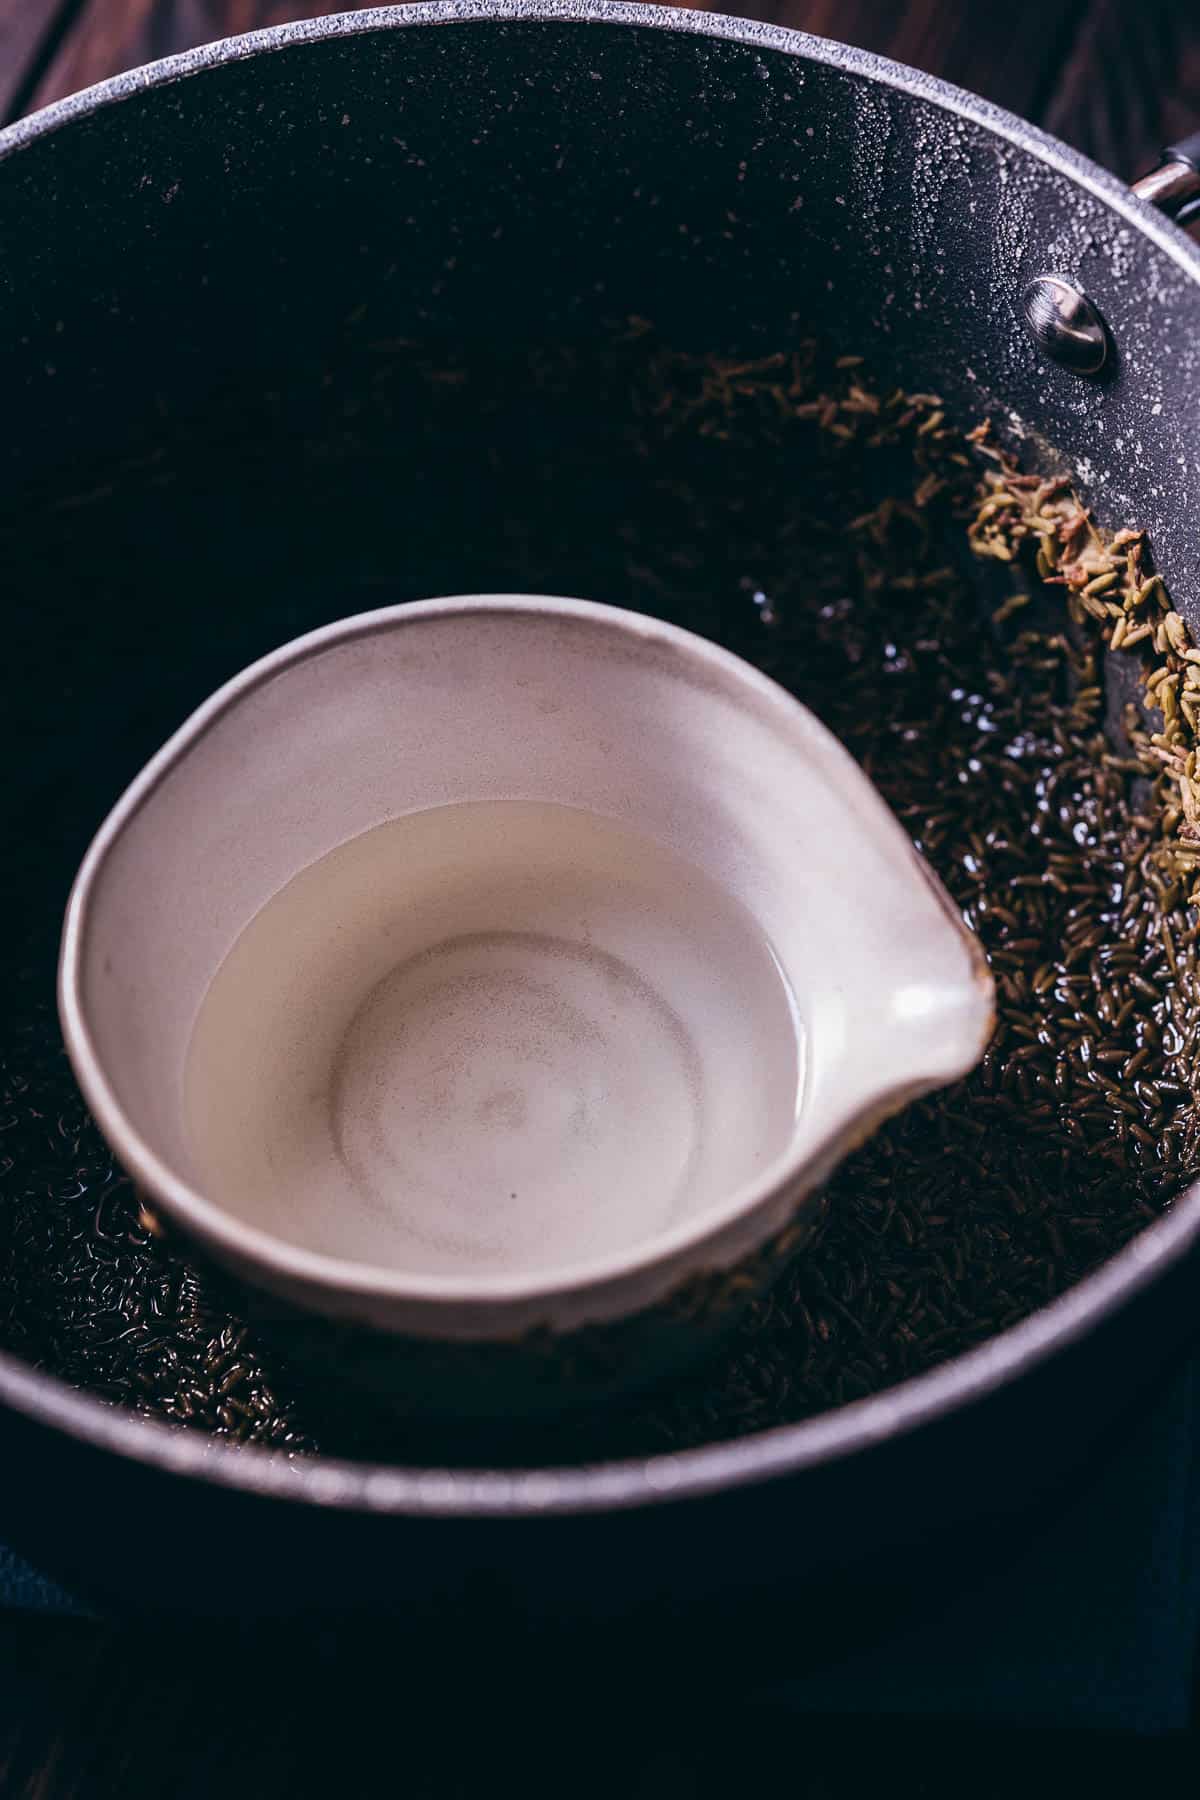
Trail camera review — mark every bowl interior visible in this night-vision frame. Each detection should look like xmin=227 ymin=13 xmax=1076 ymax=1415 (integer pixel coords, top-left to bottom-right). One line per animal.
xmin=66 ymin=597 xmax=986 ymax=1296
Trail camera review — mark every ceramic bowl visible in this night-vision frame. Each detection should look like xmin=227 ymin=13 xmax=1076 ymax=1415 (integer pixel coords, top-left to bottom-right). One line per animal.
xmin=58 ymin=595 xmax=993 ymax=1412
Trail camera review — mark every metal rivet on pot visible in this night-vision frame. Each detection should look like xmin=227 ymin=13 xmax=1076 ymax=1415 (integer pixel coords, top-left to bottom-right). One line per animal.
xmin=1020 ymin=274 xmax=1108 ymax=375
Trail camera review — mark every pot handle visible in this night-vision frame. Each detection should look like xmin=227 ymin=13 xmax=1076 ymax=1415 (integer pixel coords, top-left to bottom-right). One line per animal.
xmin=1131 ymin=133 xmax=1200 ymax=226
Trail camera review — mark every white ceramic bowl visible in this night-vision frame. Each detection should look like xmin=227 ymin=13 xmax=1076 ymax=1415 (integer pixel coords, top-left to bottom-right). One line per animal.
xmin=59 ymin=596 xmax=992 ymax=1404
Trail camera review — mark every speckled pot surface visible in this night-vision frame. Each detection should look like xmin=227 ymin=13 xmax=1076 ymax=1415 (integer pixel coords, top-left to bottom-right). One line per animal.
xmin=1 ymin=5 xmax=1199 ymax=1646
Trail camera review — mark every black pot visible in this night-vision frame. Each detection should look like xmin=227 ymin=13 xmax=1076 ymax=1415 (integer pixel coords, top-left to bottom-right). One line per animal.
xmin=2 ymin=4 xmax=1200 ymax=1662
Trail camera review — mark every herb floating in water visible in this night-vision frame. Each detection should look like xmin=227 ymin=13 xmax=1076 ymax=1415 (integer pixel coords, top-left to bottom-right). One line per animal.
xmin=2 ymin=329 xmax=1199 ymax=1465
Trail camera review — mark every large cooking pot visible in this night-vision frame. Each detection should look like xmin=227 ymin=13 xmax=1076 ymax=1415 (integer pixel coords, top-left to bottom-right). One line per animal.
xmin=2 ymin=3 xmax=1200 ymax=1664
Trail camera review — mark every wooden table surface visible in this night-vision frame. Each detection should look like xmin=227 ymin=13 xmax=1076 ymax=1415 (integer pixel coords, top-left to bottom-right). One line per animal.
xmin=1 ymin=3 xmax=1199 ymax=1794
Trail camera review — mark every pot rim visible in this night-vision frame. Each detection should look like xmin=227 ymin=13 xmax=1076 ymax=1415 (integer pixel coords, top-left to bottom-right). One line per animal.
xmin=2 ymin=0 xmax=1199 ymax=1522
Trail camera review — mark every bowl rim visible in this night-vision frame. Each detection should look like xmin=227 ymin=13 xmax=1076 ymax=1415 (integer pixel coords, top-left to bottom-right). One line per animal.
xmin=3 ymin=0 xmax=1200 ymax=1522
xmin=58 ymin=592 xmax=993 ymax=1316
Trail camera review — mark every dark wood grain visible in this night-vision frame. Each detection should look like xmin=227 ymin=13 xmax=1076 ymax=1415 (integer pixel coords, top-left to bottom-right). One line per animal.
xmin=759 ymin=0 xmax=1085 ymax=123
xmin=0 ymin=0 xmax=74 ymax=122
xmin=29 ymin=0 xmax=1083 ymax=125
xmin=1043 ymin=0 xmax=1200 ymax=181
xmin=15 ymin=0 xmax=264 ymax=109
xmin=32 ymin=0 xmax=349 ymax=109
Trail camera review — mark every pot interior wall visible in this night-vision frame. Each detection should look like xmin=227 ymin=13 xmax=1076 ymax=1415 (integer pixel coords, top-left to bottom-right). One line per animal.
xmin=1 ymin=17 xmax=1198 ymax=875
